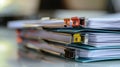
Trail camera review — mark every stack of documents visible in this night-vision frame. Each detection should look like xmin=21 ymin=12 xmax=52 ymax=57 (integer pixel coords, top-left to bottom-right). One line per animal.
xmin=8 ymin=17 xmax=120 ymax=62
xmin=8 ymin=18 xmax=120 ymax=30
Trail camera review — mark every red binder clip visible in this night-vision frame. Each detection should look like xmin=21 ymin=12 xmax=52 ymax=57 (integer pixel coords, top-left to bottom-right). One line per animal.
xmin=16 ymin=29 xmax=21 ymax=36
xmin=64 ymin=18 xmax=70 ymax=27
xmin=16 ymin=29 xmax=23 ymax=43
xmin=71 ymin=17 xmax=80 ymax=27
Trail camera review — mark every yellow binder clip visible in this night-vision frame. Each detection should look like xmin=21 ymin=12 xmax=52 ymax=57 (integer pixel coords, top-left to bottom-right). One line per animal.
xmin=73 ymin=33 xmax=81 ymax=43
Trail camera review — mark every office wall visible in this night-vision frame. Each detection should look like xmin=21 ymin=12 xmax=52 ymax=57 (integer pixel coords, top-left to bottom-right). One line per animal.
xmin=64 ymin=0 xmax=107 ymax=10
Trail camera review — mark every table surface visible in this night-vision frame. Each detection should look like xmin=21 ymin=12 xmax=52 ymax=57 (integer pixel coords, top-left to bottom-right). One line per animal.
xmin=0 ymin=27 xmax=120 ymax=67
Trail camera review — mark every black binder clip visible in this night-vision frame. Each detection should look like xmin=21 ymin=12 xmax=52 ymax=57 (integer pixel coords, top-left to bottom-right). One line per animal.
xmin=80 ymin=17 xmax=85 ymax=27
xmin=64 ymin=48 xmax=75 ymax=59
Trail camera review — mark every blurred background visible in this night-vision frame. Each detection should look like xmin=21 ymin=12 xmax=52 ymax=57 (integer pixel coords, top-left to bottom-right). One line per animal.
xmin=0 ymin=0 xmax=120 ymax=26
xmin=0 ymin=0 xmax=120 ymax=67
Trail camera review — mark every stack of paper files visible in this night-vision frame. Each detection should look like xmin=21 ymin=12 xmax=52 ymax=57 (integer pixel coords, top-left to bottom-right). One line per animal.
xmin=8 ymin=17 xmax=120 ymax=62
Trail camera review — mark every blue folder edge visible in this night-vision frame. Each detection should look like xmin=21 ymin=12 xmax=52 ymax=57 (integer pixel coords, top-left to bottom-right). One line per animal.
xmin=18 ymin=44 xmax=120 ymax=62
xmin=68 ymin=43 xmax=120 ymax=50
xmin=43 ymin=27 xmax=120 ymax=34
xmin=75 ymin=57 xmax=120 ymax=62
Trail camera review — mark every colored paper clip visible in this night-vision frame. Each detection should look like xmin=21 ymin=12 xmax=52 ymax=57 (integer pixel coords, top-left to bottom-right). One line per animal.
xmin=71 ymin=17 xmax=80 ymax=27
xmin=64 ymin=18 xmax=70 ymax=27
xmin=73 ymin=33 xmax=81 ymax=43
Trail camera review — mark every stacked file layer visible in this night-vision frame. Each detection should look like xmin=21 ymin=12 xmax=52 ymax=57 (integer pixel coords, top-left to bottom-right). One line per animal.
xmin=8 ymin=17 xmax=120 ymax=62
